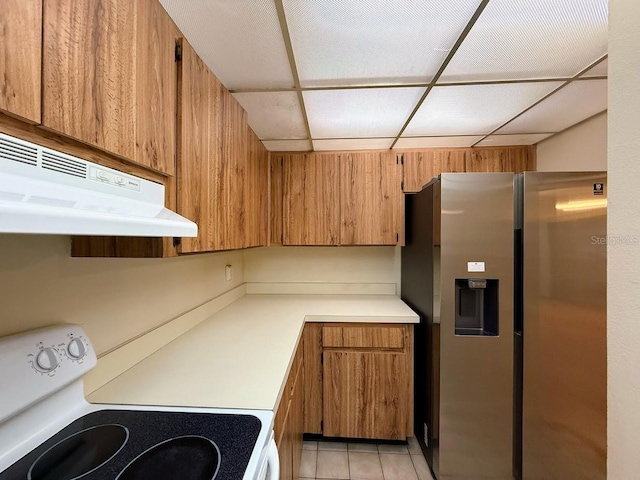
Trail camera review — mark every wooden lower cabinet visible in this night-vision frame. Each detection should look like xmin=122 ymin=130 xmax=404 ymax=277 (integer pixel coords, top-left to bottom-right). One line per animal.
xmin=323 ymin=350 xmax=410 ymax=440
xmin=303 ymin=323 xmax=414 ymax=441
xmin=275 ymin=341 xmax=304 ymax=480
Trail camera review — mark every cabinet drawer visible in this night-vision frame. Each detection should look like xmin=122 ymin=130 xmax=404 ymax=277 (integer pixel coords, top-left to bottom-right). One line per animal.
xmin=322 ymin=325 xmax=405 ymax=349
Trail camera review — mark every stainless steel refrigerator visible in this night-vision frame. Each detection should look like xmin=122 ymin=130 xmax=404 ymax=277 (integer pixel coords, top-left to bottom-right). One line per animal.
xmin=401 ymin=172 xmax=606 ymax=480
xmin=517 ymin=172 xmax=606 ymax=480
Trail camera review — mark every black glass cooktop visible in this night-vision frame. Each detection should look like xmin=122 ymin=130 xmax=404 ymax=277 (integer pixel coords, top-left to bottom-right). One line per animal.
xmin=0 ymin=410 xmax=262 ymax=480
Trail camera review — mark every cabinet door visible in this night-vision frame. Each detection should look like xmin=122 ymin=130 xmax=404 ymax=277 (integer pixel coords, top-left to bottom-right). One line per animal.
xmin=245 ymin=127 xmax=268 ymax=248
xmin=291 ymin=362 xmax=304 ymax=479
xmin=220 ymin=91 xmax=248 ymax=250
xmin=323 ymin=350 xmax=410 ymax=440
xmin=283 ymin=153 xmax=340 ymax=245
xmin=178 ymin=40 xmax=223 ymax=253
xmin=303 ymin=324 xmax=323 ymax=434
xmin=341 ymin=151 xmax=399 ymax=245
xmin=403 ymin=150 xmax=466 ymax=193
xmin=43 ymin=0 xmax=136 ymax=160
xmin=465 ymin=146 xmax=535 ymax=172
xmin=275 ymin=403 xmax=294 ymax=480
xmin=135 ymin=0 xmax=178 ymax=175
xmin=0 ymin=0 xmax=42 ymax=124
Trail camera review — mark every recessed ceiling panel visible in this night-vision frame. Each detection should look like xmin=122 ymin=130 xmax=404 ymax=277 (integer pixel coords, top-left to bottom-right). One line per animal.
xmin=395 ymin=136 xmax=483 ymax=148
xmin=498 ymin=79 xmax=607 ymax=134
xmin=303 ymin=88 xmax=425 ymax=138
xmin=312 ymin=138 xmax=393 ymax=151
xmin=582 ymin=58 xmax=608 ymax=77
xmin=440 ymin=0 xmax=608 ymax=82
xmin=262 ymin=139 xmax=311 ymax=151
xmin=159 ymin=0 xmax=293 ymax=89
xmin=284 ymin=0 xmax=483 ymax=87
xmin=233 ymin=92 xmax=306 ymax=140
xmin=404 ymin=82 xmax=561 ymax=136
xmin=477 ymin=133 xmax=554 ymax=146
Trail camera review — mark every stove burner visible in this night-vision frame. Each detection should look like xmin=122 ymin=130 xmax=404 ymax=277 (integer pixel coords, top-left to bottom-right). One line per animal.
xmin=116 ymin=435 xmax=220 ymax=480
xmin=27 ymin=424 xmax=129 ymax=480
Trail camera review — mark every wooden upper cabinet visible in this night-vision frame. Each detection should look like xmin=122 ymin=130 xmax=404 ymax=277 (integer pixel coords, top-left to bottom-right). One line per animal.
xmin=177 ymin=40 xmax=223 ymax=253
xmin=245 ymin=126 xmax=269 ymax=248
xmin=283 ymin=153 xmax=340 ymax=246
xmin=134 ymin=0 xmax=178 ymax=175
xmin=465 ymin=146 xmax=536 ymax=173
xmin=42 ymin=0 xmax=178 ymax=174
xmin=270 ymin=154 xmax=284 ymax=245
xmin=43 ymin=0 xmax=137 ymax=160
xmin=178 ymin=40 xmax=262 ymax=253
xmin=220 ymin=91 xmax=248 ymax=250
xmin=402 ymin=149 xmax=466 ymax=193
xmin=341 ymin=151 xmax=399 ymax=245
xmin=0 ymin=0 xmax=42 ymax=124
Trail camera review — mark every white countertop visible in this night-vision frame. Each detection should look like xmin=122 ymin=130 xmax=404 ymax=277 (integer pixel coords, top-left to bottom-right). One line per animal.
xmin=87 ymin=294 xmax=418 ymax=412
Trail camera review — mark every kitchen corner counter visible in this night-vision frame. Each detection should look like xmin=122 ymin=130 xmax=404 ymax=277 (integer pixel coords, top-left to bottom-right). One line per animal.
xmin=87 ymin=294 xmax=418 ymax=412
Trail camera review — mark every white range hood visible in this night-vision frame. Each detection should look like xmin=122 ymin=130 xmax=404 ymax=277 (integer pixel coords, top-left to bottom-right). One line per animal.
xmin=0 ymin=133 xmax=197 ymax=237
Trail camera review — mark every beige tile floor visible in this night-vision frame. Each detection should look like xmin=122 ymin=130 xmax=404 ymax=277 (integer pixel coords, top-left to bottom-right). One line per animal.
xmin=299 ymin=437 xmax=435 ymax=480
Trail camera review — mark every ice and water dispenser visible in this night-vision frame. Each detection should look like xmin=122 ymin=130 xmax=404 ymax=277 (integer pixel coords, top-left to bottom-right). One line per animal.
xmin=454 ymin=278 xmax=499 ymax=336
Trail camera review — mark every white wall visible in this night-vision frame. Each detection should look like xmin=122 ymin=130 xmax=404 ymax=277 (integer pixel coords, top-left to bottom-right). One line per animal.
xmin=536 ymin=112 xmax=607 ymax=171
xmin=0 ymin=235 xmax=243 ymax=355
xmin=243 ymin=246 xmax=400 ymax=290
xmin=608 ymin=0 xmax=640 ymax=477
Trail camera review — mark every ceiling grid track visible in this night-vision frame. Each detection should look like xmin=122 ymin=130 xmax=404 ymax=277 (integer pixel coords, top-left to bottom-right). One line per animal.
xmin=274 ymin=0 xmax=313 ymax=149
xmin=470 ymin=54 xmax=609 ymax=147
xmin=389 ymin=0 xmax=491 ymax=149
xmin=229 ymin=75 xmax=607 ymax=95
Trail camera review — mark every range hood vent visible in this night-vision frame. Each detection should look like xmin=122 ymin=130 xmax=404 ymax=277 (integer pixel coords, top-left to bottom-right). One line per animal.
xmin=0 ymin=136 xmax=38 ymax=167
xmin=41 ymin=151 xmax=87 ymax=178
xmin=0 ymin=133 xmax=198 ymax=238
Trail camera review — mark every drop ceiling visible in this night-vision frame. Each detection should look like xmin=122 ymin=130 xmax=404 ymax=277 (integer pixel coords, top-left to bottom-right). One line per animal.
xmin=160 ymin=0 xmax=608 ymax=151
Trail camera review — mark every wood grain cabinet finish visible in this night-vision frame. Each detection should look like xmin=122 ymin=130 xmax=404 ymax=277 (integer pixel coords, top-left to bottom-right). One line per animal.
xmin=402 ymin=146 xmax=536 ymax=193
xmin=282 ymin=153 xmax=341 ymax=245
xmin=275 ymin=341 xmax=304 ymax=480
xmin=245 ymin=127 xmax=269 ymax=248
xmin=303 ymin=323 xmax=323 ymax=434
xmin=323 ymin=350 xmax=410 ymax=440
xmin=0 ymin=0 xmax=42 ymax=124
xmin=402 ymin=150 xmax=466 ymax=193
xmin=134 ymin=0 xmax=178 ymax=175
xmin=177 ymin=41 xmax=266 ymax=253
xmin=302 ymin=323 xmax=414 ymax=441
xmin=340 ymin=151 xmax=400 ymax=245
xmin=177 ymin=39 xmax=223 ymax=253
xmin=43 ymin=0 xmax=137 ymax=161
xmin=42 ymin=0 xmax=178 ymax=174
xmin=465 ymin=146 xmax=536 ymax=173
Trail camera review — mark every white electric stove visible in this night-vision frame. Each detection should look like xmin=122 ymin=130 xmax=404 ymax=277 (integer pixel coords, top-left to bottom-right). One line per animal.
xmin=0 ymin=325 xmax=278 ymax=480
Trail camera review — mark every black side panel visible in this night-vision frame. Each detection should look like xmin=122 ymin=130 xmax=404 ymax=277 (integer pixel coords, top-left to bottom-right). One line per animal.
xmin=513 ymin=174 xmax=524 ymax=480
xmin=401 ymin=185 xmax=435 ymax=469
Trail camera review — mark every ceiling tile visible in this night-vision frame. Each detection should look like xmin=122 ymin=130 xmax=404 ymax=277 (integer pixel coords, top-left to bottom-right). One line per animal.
xmin=284 ymin=0 xmax=483 ymax=87
xmin=303 ymin=88 xmax=425 ymax=138
xmin=440 ymin=0 xmax=608 ymax=82
xmin=395 ymin=136 xmax=483 ymax=148
xmin=262 ymin=139 xmax=311 ymax=152
xmin=312 ymin=138 xmax=393 ymax=151
xmin=404 ymin=82 xmax=562 ymax=136
xmin=159 ymin=0 xmax=293 ymax=89
xmin=582 ymin=58 xmax=608 ymax=77
xmin=233 ymin=92 xmax=306 ymax=140
xmin=498 ymin=79 xmax=607 ymax=134
xmin=477 ymin=133 xmax=554 ymax=146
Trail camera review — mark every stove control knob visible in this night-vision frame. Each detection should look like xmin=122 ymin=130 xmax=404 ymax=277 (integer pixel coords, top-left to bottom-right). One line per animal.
xmin=67 ymin=338 xmax=86 ymax=360
xmin=35 ymin=347 xmax=59 ymax=372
